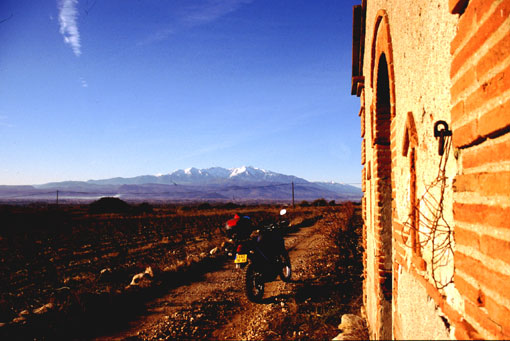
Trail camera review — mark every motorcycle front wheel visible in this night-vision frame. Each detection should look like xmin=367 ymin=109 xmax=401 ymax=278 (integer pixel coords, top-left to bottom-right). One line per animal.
xmin=245 ymin=263 xmax=264 ymax=302
xmin=278 ymin=251 xmax=292 ymax=282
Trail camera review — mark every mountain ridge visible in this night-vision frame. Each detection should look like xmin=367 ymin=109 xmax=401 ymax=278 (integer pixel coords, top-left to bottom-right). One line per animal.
xmin=80 ymin=166 xmax=308 ymax=186
xmin=1 ymin=166 xmax=362 ymax=202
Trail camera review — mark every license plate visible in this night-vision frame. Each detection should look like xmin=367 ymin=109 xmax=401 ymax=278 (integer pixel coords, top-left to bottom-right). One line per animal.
xmin=234 ymin=254 xmax=247 ymax=263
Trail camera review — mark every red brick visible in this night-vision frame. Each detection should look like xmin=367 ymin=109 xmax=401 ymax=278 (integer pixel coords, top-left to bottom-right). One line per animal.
xmin=465 ymin=300 xmax=505 ymax=339
xmin=412 ymin=254 xmax=426 ymax=271
xmin=451 ymin=0 xmax=510 ymax=77
xmin=478 ymin=171 xmax=510 ymax=196
xmin=376 ymin=158 xmax=391 ymax=167
xmin=454 ymin=320 xmax=484 ymax=340
xmin=463 ymin=135 xmax=510 ymax=169
xmin=471 ymin=0 xmax=501 ymax=24
xmin=455 ymin=252 xmax=510 ymax=300
xmin=361 ymin=108 xmax=366 ymax=138
xmin=478 ymin=96 xmax=510 ymax=138
xmin=374 ymin=132 xmax=390 ymax=143
xmin=451 ymin=0 xmax=475 ymax=53
xmin=391 ymin=124 xmax=398 ymax=137
xmin=451 ymin=100 xmax=465 ymax=124
xmin=391 ymin=148 xmax=398 ymax=159
xmin=393 ymin=220 xmax=403 ymax=234
xmin=394 ymin=250 xmax=406 ymax=268
xmin=485 ymin=295 xmax=510 ymax=336
xmin=393 ymin=315 xmax=403 ymax=340
xmin=375 ymin=146 xmax=391 ymax=156
xmin=455 ymin=273 xmax=484 ymax=307
xmin=422 ymin=276 xmax=450 ymax=314
xmin=451 ymin=49 xmax=474 ymax=81
xmin=452 ymin=64 xmax=478 ymax=103
xmin=453 ymin=202 xmax=510 ymax=229
xmin=394 ymin=242 xmax=406 ymax=262
xmin=480 ymin=235 xmax=510 ymax=264
xmin=362 ymin=139 xmax=366 ymax=165
xmin=464 ymin=85 xmax=485 ymax=115
xmin=453 ymin=174 xmax=475 ymax=192
xmin=452 ymin=118 xmax=480 ymax=148
xmin=476 ymin=32 xmax=510 ymax=79
xmin=453 ymin=172 xmax=510 ymax=197
xmin=395 ymin=229 xmax=409 ymax=246
xmin=454 ymin=226 xmax=480 ymax=250
xmin=464 ymin=64 xmax=510 ymax=116
xmin=376 ymin=157 xmax=391 ymax=165
xmin=390 ymin=121 xmax=397 ymax=135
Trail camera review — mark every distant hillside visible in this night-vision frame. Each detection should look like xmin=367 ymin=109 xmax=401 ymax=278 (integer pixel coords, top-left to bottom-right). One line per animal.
xmin=0 ymin=166 xmax=362 ymax=203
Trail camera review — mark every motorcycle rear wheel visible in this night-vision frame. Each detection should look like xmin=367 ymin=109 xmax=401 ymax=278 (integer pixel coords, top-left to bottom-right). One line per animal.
xmin=245 ymin=263 xmax=264 ymax=302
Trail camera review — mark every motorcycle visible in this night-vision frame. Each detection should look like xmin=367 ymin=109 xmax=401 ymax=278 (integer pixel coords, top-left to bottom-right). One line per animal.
xmin=233 ymin=209 xmax=292 ymax=302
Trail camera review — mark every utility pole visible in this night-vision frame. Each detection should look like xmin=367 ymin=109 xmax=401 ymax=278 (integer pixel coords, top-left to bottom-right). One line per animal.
xmin=56 ymin=190 xmax=59 ymax=206
xmin=292 ymin=182 xmax=295 ymax=207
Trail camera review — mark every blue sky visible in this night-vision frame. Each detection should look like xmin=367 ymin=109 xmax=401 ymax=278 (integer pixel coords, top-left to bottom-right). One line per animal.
xmin=0 ymin=0 xmax=361 ymax=186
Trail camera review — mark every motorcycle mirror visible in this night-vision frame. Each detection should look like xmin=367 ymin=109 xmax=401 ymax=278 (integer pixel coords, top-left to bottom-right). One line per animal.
xmin=280 ymin=209 xmax=287 ymax=216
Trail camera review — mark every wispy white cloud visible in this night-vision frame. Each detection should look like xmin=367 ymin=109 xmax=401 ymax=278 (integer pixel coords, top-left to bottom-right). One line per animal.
xmin=0 ymin=115 xmax=14 ymax=128
xmin=139 ymin=0 xmax=253 ymax=45
xmin=58 ymin=0 xmax=81 ymax=56
xmin=138 ymin=28 xmax=175 ymax=47
xmin=80 ymin=77 xmax=88 ymax=88
xmin=179 ymin=0 xmax=254 ymax=27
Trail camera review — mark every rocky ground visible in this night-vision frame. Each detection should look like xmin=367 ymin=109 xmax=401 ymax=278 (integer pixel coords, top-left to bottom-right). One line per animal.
xmin=95 ymin=209 xmax=365 ymax=340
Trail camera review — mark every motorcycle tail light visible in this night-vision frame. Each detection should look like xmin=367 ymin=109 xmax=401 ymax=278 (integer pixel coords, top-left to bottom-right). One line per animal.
xmin=236 ymin=244 xmax=243 ymax=253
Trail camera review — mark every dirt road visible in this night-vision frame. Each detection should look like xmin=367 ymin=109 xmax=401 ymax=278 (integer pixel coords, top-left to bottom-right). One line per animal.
xmin=96 ymin=218 xmax=341 ymax=340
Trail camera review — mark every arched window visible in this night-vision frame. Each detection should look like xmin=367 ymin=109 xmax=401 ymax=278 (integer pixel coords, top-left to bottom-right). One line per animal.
xmin=402 ymin=112 xmax=421 ymax=256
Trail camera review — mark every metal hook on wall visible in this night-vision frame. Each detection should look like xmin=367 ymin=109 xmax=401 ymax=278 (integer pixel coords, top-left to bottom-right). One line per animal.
xmin=434 ymin=121 xmax=452 ymax=156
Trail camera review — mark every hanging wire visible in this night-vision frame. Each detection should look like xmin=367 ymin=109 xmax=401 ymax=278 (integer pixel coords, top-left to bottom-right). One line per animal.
xmin=402 ymin=135 xmax=454 ymax=290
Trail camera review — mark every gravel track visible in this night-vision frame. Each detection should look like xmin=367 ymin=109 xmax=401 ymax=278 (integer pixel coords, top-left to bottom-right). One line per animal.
xmin=96 ymin=220 xmax=332 ymax=340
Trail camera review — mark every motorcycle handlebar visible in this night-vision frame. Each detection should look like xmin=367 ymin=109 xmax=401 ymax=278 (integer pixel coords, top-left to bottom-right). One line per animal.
xmin=260 ymin=220 xmax=288 ymax=231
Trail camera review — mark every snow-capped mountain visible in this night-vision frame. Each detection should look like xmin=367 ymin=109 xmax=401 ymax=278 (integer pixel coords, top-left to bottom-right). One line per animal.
xmin=167 ymin=166 xmax=304 ymax=183
xmin=3 ymin=167 xmax=362 ymax=202
xmin=226 ymin=166 xmax=305 ymax=183
xmin=81 ymin=166 xmax=307 ymax=186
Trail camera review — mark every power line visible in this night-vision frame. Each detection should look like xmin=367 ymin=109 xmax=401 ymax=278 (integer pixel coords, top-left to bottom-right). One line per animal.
xmin=0 ymin=181 xmax=359 ymax=200
xmin=0 ymin=191 xmax=57 ymax=199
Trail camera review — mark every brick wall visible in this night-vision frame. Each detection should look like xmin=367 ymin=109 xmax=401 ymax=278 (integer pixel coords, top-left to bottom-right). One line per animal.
xmin=450 ymin=0 xmax=510 ymax=338
xmin=354 ymin=0 xmax=510 ymax=338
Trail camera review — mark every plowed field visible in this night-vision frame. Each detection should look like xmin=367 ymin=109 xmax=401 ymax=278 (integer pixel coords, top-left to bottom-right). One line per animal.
xmin=0 ymin=203 xmax=364 ymax=339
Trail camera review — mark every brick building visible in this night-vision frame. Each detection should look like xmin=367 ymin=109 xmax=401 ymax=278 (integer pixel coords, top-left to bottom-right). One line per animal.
xmin=351 ymin=0 xmax=510 ymax=339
